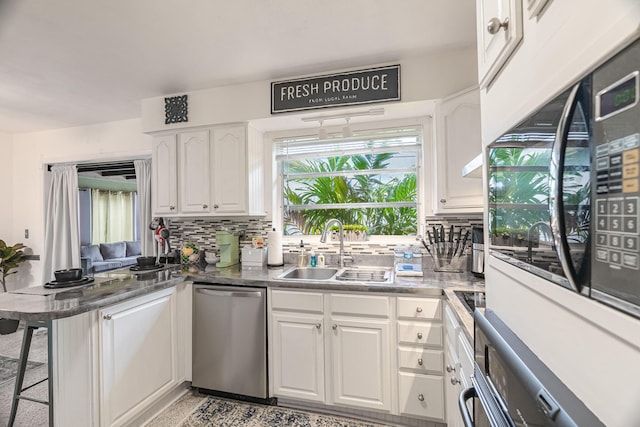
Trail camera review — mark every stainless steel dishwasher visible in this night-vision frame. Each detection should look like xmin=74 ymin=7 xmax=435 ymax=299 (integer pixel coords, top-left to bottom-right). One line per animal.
xmin=192 ymin=284 xmax=268 ymax=399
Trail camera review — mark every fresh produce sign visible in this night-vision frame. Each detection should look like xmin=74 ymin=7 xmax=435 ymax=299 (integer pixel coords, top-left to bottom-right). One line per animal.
xmin=271 ymin=65 xmax=400 ymax=114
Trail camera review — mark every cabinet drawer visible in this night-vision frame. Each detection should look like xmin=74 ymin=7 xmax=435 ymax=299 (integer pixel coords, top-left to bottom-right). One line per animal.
xmin=398 ymin=347 xmax=443 ymax=375
xmin=398 ymin=372 xmax=444 ymax=420
xmin=398 ymin=321 xmax=443 ymax=348
xmin=329 ymin=293 xmax=389 ymax=318
xmin=397 ymin=297 xmax=442 ymax=320
xmin=271 ymin=290 xmax=323 ymax=313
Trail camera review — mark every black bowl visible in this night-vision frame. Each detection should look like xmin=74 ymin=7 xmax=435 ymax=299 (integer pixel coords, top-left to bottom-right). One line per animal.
xmin=137 ymin=256 xmax=157 ymax=267
xmin=54 ymin=268 xmax=83 ymax=282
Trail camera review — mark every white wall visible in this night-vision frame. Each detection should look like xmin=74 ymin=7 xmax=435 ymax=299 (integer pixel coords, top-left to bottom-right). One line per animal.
xmin=480 ymin=1 xmax=640 ymax=425
xmin=141 ymin=48 xmax=478 ymax=133
xmin=0 ymin=132 xmax=13 ymax=241
xmin=10 ymin=119 xmax=151 ymax=288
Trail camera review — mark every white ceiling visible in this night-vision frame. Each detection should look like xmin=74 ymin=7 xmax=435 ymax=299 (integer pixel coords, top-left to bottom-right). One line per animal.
xmin=0 ymin=0 xmax=476 ymax=134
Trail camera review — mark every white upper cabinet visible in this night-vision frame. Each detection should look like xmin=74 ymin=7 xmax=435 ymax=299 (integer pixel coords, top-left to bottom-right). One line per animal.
xmin=179 ymin=130 xmax=211 ymax=214
xmin=476 ymin=0 xmax=523 ymax=88
xmin=211 ymin=125 xmax=247 ymax=214
xmin=433 ymin=88 xmax=483 ymax=214
xmin=151 ymin=123 xmax=265 ymax=217
xmin=151 ymin=135 xmax=178 ymax=215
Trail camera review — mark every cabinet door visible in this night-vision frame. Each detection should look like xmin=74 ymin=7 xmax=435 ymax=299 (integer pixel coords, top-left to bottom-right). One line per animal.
xmin=151 ymin=135 xmax=178 ymax=215
xmin=179 ymin=130 xmax=211 ymax=213
xmin=330 ymin=318 xmax=391 ymax=412
xmin=271 ymin=312 xmax=325 ymax=402
xmin=434 ymin=88 xmax=483 ymax=213
xmin=444 ymin=345 xmax=464 ymax=427
xmin=211 ymin=125 xmax=247 ymax=214
xmin=476 ymin=0 xmax=523 ymax=88
xmin=99 ymin=288 xmax=177 ymax=427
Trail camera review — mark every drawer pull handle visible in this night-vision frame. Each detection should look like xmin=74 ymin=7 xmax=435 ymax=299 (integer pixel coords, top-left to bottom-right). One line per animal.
xmin=416 ymin=307 xmax=423 ymax=313
xmin=417 ymin=332 xmax=423 ymax=339
xmin=316 ymin=323 xmax=321 ymax=329
xmin=418 ymin=358 xmax=423 ymax=366
xmin=332 ymin=324 xmax=338 ymax=330
xmin=103 ymin=314 xmax=112 ymax=320
xmin=446 ymin=364 xmax=456 ymax=373
xmin=451 ymin=376 xmax=461 ymax=385
xmin=418 ymin=394 xmax=425 ymax=402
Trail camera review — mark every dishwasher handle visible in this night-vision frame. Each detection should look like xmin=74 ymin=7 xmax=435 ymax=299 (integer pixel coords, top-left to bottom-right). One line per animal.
xmin=195 ymin=288 xmax=263 ymax=298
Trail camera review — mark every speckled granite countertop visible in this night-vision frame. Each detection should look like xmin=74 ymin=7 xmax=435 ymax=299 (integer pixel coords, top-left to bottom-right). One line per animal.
xmin=0 ymin=264 xmax=483 ymax=330
xmin=0 ymin=267 xmax=185 ymax=321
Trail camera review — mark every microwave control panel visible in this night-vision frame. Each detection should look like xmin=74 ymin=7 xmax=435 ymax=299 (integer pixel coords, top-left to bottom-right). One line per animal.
xmin=594 ymin=133 xmax=639 ymax=270
xmin=591 ymin=38 xmax=640 ymax=311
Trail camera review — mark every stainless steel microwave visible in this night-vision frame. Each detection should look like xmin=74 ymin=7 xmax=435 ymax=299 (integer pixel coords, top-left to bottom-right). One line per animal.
xmin=487 ymin=38 xmax=640 ymax=319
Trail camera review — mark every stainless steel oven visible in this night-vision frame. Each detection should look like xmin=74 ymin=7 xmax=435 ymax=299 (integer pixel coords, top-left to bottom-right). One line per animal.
xmin=487 ymin=37 xmax=640 ymax=318
xmin=459 ymin=310 xmax=603 ymax=427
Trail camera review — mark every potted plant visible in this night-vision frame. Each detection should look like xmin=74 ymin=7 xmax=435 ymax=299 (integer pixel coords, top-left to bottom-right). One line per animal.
xmin=0 ymin=240 xmax=27 ymax=334
xmin=330 ymin=224 xmax=368 ymax=242
xmin=490 ymin=227 xmax=512 ymax=246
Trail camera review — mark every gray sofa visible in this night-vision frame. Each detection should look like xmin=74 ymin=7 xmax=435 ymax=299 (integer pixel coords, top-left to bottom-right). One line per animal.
xmin=81 ymin=241 xmax=142 ymax=273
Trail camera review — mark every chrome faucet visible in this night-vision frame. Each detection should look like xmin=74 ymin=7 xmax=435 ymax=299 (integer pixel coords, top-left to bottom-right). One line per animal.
xmin=320 ymin=219 xmax=347 ymax=268
xmin=527 ymin=222 xmax=555 ymax=263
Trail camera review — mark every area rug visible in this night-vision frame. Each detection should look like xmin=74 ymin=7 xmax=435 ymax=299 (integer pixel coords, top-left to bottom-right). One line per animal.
xmin=0 ymin=355 xmax=44 ymax=384
xmin=182 ymin=397 xmax=389 ymax=427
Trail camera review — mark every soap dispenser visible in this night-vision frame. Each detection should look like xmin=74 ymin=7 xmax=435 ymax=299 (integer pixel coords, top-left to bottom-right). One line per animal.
xmin=297 ymin=240 xmax=308 ymax=267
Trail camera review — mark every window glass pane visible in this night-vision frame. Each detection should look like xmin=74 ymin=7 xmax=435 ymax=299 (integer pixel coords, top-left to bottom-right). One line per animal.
xmin=278 ymin=128 xmax=420 ymax=236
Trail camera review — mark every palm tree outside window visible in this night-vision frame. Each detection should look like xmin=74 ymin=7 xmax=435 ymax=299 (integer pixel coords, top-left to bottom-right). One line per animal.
xmin=275 ymin=126 xmax=421 ymax=236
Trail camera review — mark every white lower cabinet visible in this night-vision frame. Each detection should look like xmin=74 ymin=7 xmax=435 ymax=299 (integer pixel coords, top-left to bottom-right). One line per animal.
xmin=396 ymin=296 xmax=445 ymax=422
xmin=329 ymin=317 xmax=391 ymax=412
xmin=271 ymin=311 xmax=325 ymax=402
xmin=270 ymin=290 xmax=448 ymax=421
xmin=444 ymin=338 xmax=464 ymax=427
xmin=269 ymin=290 xmax=392 ymax=413
xmin=99 ymin=287 xmax=178 ymax=427
xmin=443 ymin=301 xmax=474 ymax=427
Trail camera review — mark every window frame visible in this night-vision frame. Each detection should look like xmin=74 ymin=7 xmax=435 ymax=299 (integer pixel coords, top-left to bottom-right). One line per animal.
xmin=268 ymin=116 xmax=432 ymax=243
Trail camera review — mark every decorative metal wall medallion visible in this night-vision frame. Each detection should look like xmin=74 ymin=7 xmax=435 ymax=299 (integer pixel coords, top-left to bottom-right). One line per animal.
xmin=165 ymin=95 xmax=188 ymax=124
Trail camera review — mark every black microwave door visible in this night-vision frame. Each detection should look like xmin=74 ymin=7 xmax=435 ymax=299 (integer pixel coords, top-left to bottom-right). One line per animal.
xmin=488 ymin=84 xmax=590 ymax=291
xmin=550 ymin=82 xmax=592 ymax=292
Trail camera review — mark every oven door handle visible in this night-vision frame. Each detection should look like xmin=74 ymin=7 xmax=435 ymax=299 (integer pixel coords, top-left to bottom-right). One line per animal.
xmin=459 ymin=386 xmax=477 ymax=427
xmin=549 ymin=82 xmax=582 ymax=293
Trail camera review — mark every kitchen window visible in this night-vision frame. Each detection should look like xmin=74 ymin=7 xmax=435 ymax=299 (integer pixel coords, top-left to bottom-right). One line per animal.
xmin=275 ymin=125 xmax=422 ymax=236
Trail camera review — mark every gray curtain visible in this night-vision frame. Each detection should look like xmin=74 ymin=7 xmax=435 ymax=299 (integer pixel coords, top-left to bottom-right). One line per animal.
xmin=43 ymin=164 xmax=80 ymax=282
xmin=134 ymin=159 xmax=154 ymax=256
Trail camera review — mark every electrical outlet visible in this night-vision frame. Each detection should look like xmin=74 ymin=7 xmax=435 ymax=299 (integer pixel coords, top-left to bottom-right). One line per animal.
xmin=24 ymin=229 xmax=29 ymax=239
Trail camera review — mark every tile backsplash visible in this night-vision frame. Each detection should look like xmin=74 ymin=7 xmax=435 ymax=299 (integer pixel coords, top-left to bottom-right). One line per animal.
xmin=167 ymin=215 xmax=483 ymax=258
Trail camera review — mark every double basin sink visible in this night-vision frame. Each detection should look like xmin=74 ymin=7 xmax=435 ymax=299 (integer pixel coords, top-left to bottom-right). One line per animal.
xmin=275 ymin=266 xmax=393 ymax=284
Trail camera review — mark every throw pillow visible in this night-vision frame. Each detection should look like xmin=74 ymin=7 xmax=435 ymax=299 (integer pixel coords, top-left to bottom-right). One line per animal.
xmin=125 ymin=241 xmax=142 ymax=256
xmin=81 ymin=245 xmax=103 ymax=262
xmin=100 ymin=241 xmax=126 ymax=259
